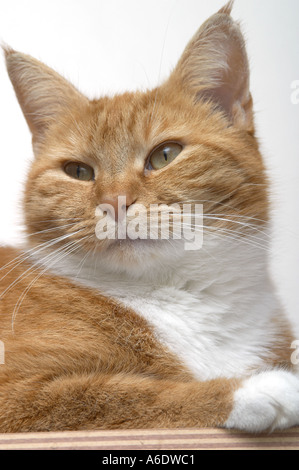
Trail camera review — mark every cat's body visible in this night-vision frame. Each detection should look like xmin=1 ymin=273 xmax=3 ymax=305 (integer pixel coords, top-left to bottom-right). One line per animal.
xmin=36 ymin=234 xmax=291 ymax=381
xmin=1 ymin=2 xmax=299 ymax=433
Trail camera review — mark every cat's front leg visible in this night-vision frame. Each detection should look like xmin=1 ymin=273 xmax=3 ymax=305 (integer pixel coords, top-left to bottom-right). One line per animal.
xmin=224 ymin=370 xmax=299 ymax=432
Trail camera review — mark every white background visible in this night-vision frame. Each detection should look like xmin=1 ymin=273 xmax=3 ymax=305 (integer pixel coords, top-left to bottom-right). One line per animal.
xmin=0 ymin=0 xmax=298 ymax=333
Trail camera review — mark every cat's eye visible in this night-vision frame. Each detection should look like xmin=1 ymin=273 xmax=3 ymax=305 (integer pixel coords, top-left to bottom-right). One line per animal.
xmin=64 ymin=162 xmax=95 ymax=181
xmin=148 ymin=142 xmax=183 ymax=171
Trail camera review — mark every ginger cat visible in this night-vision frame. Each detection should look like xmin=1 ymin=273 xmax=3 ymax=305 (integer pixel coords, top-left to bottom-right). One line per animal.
xmin=0 ymin=2 xmax=298 ymax=433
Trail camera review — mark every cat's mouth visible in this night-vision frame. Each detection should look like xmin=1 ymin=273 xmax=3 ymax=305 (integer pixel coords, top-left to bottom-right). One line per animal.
xmin=105 ymin=238 xmax=165 ymax=251
xmin=95 ymin=235 xmax=186 ymax=274
xmin=94 ymin=203 xmax=204 ymax=254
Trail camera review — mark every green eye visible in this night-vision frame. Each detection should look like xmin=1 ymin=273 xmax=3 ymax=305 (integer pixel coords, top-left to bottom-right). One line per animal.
xmin=64 ymin=162 xmax=95 ymax=181
xmin=149 ymin=143 xmax=183 ymax=170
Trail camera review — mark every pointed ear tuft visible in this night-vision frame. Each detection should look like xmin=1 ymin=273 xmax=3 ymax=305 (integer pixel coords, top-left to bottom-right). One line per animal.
xmin=1 ymin=43 xmax=15 ymax=58
xmin=167 ymin=6 xmax=254 ymax=132
xmin=218 ymin=0 xmax=234 ymax=15
xmin=4 ymin=48 xmax=88 ymax=152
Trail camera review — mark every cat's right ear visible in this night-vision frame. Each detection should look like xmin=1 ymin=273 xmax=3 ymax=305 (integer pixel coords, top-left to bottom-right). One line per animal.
xmin=164 ymin=2 xmax=254 ymax=133
xmin=3 ymin=46 xmax=88 ymax=154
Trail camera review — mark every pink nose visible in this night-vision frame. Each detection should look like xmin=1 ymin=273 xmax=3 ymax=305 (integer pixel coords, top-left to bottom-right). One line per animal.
xmin=100 ymin=194 xmax=137 ymax=221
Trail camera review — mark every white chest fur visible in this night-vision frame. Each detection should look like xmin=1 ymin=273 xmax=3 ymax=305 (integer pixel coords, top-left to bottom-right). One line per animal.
xmin=104 ymin=281 xmax=279 ymax=380
xmin=32 ymin=236 xmax=282 ymax=380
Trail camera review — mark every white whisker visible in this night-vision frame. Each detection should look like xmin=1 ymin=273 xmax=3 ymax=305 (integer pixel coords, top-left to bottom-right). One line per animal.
xmin=11 ymin=237 xmax=88 ymax=333
xmin=27 ymin=222 xmax=84 ymax=238
xmin=0 ymin=231 xmax=82 ymax=277
xmin=169 ymin=221 xmax=270 ymax=252
xmin=0 ymin=230 xmax=86 ymax=300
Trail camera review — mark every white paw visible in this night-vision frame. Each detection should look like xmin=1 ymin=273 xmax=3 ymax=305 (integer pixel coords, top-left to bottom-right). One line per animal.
xmin=225 ymin=370 xmax=299 ymax=433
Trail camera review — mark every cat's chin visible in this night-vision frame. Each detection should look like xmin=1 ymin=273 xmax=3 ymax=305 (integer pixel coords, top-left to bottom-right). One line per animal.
xmin=96 ymin=238 xmax=186 ymax=276
xmin=106 ymin=238 xmax=163 ymax=252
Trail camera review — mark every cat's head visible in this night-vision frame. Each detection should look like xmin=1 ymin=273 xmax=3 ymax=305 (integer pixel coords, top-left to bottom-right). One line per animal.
xmin=4 ymin=2 xmax=268 ymax=276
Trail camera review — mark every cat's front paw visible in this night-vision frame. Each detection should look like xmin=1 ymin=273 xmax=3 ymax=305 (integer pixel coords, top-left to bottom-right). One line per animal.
xmin=225 ymin=370 xmax=299 ymax=433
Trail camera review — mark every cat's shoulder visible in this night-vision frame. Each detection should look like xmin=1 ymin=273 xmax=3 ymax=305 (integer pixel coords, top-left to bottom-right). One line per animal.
xmin=0 ymin=246 xmax=21 ymax=266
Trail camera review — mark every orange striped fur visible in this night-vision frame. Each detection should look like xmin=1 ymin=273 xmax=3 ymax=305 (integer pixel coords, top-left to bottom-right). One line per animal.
xmin=0 ymin=2 xmax=297 ymax=433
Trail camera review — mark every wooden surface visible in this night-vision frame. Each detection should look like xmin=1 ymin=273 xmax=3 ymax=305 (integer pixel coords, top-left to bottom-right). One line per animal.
xmin=0 ymin=428 xmax=298 ymax=450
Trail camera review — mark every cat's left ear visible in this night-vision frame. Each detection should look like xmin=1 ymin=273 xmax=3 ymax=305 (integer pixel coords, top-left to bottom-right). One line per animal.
xmin=166 ymin=2 xmax=254 ymax=132
xmin=3 ymin=46 xmax=89 ymax=154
